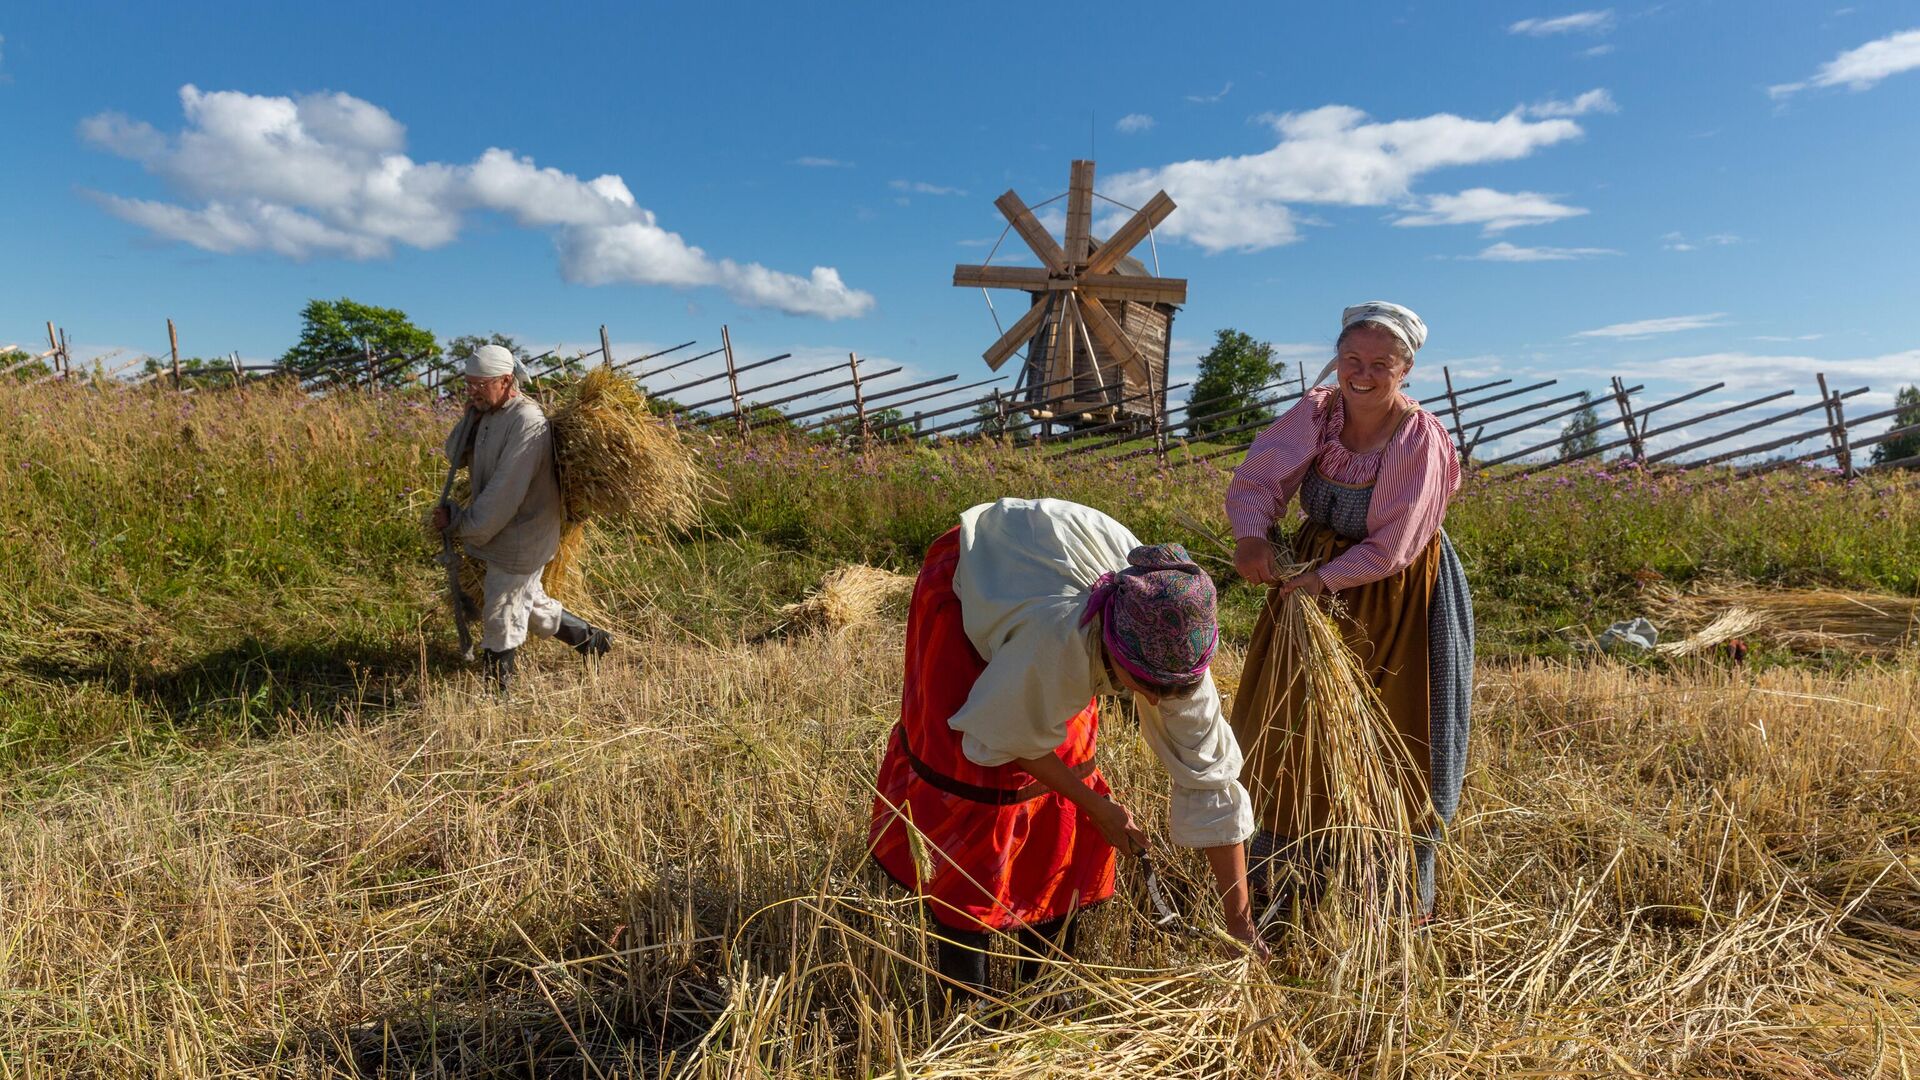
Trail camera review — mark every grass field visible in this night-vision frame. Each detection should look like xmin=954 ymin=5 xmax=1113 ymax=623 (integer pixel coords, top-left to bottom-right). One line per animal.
xmin=2 ymin=380 xmax=1917 ymax=1076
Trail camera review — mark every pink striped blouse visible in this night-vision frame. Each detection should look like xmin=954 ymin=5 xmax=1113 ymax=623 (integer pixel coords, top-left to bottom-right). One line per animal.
xmin=1225 ymin=386 xmax=1461 ymax=592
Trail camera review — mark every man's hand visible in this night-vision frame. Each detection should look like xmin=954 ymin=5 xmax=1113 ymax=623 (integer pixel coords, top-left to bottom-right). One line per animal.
xmin=431 ymin=505 xmax=452 ymax=532
xmin=1087 ymin=796 xmax=1150 ymax=856
xmin=1234 ymin=536 xmax=1279 ymax=585
xmin=1277 ymin=569 xmax=1326 ymax=599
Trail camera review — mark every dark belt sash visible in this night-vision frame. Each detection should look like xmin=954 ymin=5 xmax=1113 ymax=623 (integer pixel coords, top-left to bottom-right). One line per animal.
xmin=893 ymin=724 xmax=1096 ymax=805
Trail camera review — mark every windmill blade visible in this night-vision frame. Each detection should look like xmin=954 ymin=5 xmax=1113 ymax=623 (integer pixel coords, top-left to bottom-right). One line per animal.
xmin=1085 ymin=191 xmax=1176 ymax=277
xmin=1078 ymin=294 xmax=1148 ymax=385
xmin=995 ymin=190 xmax=1067 ymax=272
xmin=1065 ymin=160 xmax=1095 ymax=266
xmin=1077 ymin=272 xmax=1188 ymax=305
xmin=954 ymin=265 xmax=1051 ymax=290
xmin=982 ymin=299 xmax=1051 ymax=371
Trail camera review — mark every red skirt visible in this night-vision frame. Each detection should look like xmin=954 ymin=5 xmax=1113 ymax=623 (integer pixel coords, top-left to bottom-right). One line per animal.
xmin=868 ymin=527 xmax=1116 ymax=933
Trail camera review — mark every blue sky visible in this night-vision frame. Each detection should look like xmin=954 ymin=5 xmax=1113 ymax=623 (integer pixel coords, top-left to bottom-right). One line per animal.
xmin=3 ymin=2 xmax=1917 ymax=455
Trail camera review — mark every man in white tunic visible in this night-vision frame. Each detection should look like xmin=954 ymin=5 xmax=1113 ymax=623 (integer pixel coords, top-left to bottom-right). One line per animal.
xmin=431 ymin=344 xmax=611 ymax=689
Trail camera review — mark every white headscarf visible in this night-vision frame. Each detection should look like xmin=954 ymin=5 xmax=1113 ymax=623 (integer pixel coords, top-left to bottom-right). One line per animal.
xmin=464 ymin=343 xmax=526 ymax=381
xmin=1313 ymin=300 xmax=1428 ymax=386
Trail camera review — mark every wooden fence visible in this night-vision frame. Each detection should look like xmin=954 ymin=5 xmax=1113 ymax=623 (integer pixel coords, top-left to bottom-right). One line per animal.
xmin=16 ymin=317 xmax=1918 ymax=477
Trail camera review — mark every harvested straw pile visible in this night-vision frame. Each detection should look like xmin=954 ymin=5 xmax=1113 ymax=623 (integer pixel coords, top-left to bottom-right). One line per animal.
xmin=776 ymin=564 xmax=914 ymax=635
xmin=549 ymin=366 xmax=705 ymax=535
xmin=1653 ymin=583 xmax=1920 ymax=656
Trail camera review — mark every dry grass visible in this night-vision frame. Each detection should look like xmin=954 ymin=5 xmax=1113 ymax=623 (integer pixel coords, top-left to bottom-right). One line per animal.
xmin=774 ymin=564 xmax=915 ymax=637
xmin=3 ymin=610 xmax=1916 ymax=1076
xmin=549 ymin=367 xmax=707 ymax=536
xmin=1653 ymin=583 xmax=1920 ymax=656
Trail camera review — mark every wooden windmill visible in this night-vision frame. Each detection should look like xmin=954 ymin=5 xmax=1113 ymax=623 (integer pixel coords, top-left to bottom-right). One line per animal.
xmin=953 ymin=159 xmax=1186 ymax=427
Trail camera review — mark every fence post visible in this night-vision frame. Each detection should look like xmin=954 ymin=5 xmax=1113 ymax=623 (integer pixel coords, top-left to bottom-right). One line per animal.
xmin=600 ymin=324 xmax=614 ymax=370
xmin=720 ymin=324 xmax=747 ymax=436
xmin=46 ymin=322 xmax=65 ymax=378
xmin=1817 ymin=373 xmax=1855 ymax=478
xmin=1612 ymin=376 xmax=1646 ymax=464
xmin=1441 ymin=366 xmax=1470 ymax=461
xmin=1146 ymin=353 xmax=1167 ymax=466
xmin=168 ymin=319 xmax=182 ymax=389
xmin=992 ymin=388 xmax=1007 ymax=440
xmin=848 ymin=352 xmax=869 ymax=446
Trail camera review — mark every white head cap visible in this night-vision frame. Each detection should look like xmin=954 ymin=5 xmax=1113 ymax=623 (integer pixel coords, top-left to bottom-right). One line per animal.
xmin=464 ymin=343 xmax=517 ymax=378
xmin=1340 ymin=300 xmax=1428 ymax=355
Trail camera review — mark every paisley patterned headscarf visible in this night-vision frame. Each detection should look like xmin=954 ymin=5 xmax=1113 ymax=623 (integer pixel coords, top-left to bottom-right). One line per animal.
xmin=1079 ymin=543 xmax=1218 ymax=690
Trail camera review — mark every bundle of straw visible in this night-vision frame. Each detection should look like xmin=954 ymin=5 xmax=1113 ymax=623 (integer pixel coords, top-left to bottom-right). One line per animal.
xmin=1654 ymin=605 xmax=1768 ymax=657
xmin=1651 ymin=583 xmax=1919 ymax=656
xmin=548 ymin=366 xmax=706 ymax=535
xmin=776 ymin=564 xmax=915 ymax=636
xmin=1248 ymin=585 xmax=1429 ymax=928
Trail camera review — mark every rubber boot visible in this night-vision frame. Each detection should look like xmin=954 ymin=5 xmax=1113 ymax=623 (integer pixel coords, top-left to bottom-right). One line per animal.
xmin=554 ymin=610 xmax=612 ymax=657
xmin=482 ymin=647 xmax=518 ymax=693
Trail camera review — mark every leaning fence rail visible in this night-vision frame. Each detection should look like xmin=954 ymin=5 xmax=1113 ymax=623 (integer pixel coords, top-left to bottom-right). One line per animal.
xmin=16 ymin=317 xmax=1917 ymax=478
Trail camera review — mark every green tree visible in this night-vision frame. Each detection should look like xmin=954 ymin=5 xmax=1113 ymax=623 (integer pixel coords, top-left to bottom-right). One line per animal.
xmin=822 ymin=407 xmax=906 ymax=441
xmin=973 ymin=400 xmax=1011 ymax=439
xmin=2 ymin=349 xmax=52 ymax=382
xmin=1186 ymin=329 xmax=1278 ymax=437
xmin=1871 ymin=385 xmax=1920 ymax=466
xmin=140 ymin=355 xmax=240 ymax=389
xmin=281 ymin=298 xmax=439 ymax=388
xmin=1559 ymin=391 xmax=1602 ymax=461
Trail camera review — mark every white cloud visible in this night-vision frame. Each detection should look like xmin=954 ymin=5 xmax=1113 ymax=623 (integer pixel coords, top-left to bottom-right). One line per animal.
xmin=1583 ymin=44 xmax=1616 ymax=57
xmin=889 ymin=179 xmax=967 ymax=196
xmin=1753 ymin=333 xmax=1824 ymax=342
xmin=78 ymin=113 xmax=168 ymax=159
xmin=1104 ymin=103 xmax=1589 ymax=252
xmin=712 ymin=263 xmax=874 ymax=320
xmin=1520 ymin=88 xmax=1618 ymax=118
xmin=1395 ymin=188 xmax=1588 ymax=232
xmin=1662 ymin=230 xmax=1740 ymax=251
xmin=79 ymin=84 xmax=874 ymax=319
xmin=1771 ymin=27 xmax=1920 ymax=97
xmin=1509 ymin=10 xmax=1615 ymax=36
xmin=0 ymin=34 xmax=11 ymax=83
xmin=1466 ymin=241 xmax=1621 ymax=261
xmin=1186 ymin=82 xmax=1232 ymax=104
xmin=1575 ymin=313 xmax=1729 ymax=338
xmin=1115 ymin=113 xmax=1156 ymax=134
xmin=790 ymin=156 xmax=853 ymax=168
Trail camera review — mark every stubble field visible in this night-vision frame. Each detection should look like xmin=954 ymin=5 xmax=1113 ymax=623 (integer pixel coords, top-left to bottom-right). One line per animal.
xmin=1 ymin=380 xmax=1916 ymax=1077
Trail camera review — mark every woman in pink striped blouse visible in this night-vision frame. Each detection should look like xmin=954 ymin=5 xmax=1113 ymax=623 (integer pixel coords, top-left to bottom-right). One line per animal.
xmin=1223 ymin=301 xmax=1474 ymax=924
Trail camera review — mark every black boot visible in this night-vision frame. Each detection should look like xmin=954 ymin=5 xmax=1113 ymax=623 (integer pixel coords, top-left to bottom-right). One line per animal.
xmin=554 ymin=611 xmax=612 ymax=657
xmin=482 ymin=647 xmax=518 ymax=692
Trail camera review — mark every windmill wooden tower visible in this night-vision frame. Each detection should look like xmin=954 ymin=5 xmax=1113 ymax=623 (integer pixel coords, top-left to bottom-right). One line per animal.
xmin=953 ymin=160 xmax=1186 ymax=429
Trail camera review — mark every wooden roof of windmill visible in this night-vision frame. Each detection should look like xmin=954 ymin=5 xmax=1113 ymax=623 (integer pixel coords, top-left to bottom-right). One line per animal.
xmin=953 ymin=160 xmax=1186 ymax=421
